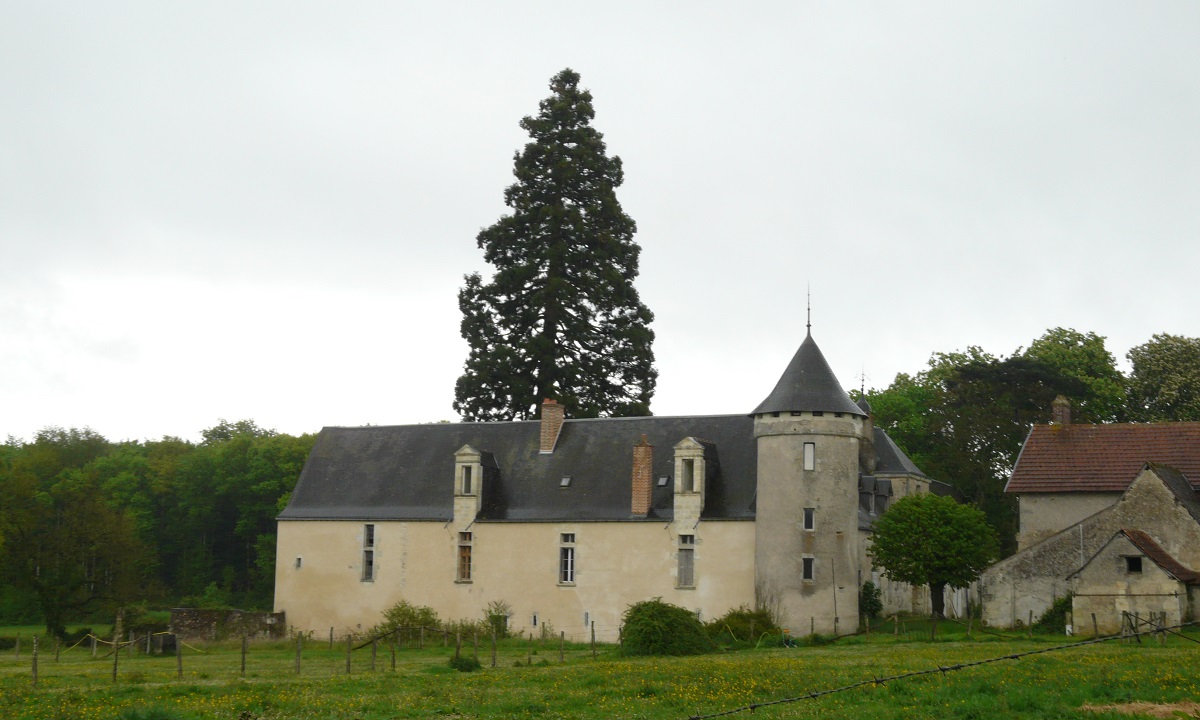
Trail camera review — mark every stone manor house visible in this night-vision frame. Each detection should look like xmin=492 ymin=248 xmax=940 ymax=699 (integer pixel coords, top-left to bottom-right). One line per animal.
xmin=274 ymin=330 xmax=951 ymax=640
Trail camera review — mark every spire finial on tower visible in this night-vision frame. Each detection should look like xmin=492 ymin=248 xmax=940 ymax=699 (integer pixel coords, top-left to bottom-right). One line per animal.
xmin=806 ymin=284 xmax=811 ymax=336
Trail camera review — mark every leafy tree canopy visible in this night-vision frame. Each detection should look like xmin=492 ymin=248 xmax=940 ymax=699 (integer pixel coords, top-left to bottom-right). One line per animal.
xmin=1127 ymin=333 xmax=1200 ymax=421
xmin=1022 ymin=327 xmax=1126 ymax=423
xmin=455 ymin=68 xmax=656 ymax=421
xmin=868 ymin=493 xmax=998 ymax=618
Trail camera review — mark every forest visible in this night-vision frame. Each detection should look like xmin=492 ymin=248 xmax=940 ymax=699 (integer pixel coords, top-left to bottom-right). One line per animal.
xmin=0 ymin=330 xmax=1196 ymax=636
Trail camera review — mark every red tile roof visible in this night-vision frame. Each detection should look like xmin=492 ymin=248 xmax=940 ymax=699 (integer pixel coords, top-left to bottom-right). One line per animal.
xmin=1122 ymin=529 xmax=1200 ymax=584
xmin=1005 ymin=422 xmax=1200 ymax=494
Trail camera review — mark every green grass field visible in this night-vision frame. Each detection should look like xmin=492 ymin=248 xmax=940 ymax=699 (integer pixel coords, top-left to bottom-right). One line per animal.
xmin=0 ymin=624 xmax=1197 ymax=719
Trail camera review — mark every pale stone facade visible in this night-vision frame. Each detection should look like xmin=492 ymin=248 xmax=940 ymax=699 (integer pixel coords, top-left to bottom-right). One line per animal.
xmin=1071 ymin=531 xmax=1197 ymax=634
xmin=1016 ymin=492 xmax=1122 ymax=551
xmin=274 ymin=331 xmax=946 ymax=640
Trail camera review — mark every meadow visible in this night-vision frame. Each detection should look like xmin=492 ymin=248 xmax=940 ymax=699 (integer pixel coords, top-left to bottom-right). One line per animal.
xmin=0 ymin=623 xmax=1197 ymax=720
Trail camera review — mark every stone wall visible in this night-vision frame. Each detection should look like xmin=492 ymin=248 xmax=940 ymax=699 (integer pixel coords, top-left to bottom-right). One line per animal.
xmin=170 ymin=608 xmax=286 ymax=639
xmin=981 ymin=467 xmax=1200 ymax=628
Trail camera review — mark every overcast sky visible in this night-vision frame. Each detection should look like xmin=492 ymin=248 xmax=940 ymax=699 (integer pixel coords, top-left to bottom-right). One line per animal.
xmin=2 ymin=2 xmax=1198 ymax=443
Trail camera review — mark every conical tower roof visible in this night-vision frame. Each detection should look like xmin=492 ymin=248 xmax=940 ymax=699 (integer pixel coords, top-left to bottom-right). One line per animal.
xmin=752 ymin=331 xmax=866 ymax=416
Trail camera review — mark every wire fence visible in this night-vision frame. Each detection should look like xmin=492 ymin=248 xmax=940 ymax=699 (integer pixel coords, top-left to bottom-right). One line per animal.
xmin=686 ymin=617 xmax=1200 ymax=720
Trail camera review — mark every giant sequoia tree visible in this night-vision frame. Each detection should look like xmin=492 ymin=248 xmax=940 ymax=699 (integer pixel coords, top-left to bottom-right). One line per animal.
xmin=454 ymin=69 xmax=656 ymax=421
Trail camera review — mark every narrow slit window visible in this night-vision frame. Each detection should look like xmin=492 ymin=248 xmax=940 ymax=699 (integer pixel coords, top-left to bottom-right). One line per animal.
xmin=803 ymin=442 xmax=816 ymax=471
xmin=801 ymin=556 xmax=814 ymax=581
xmin=362 ymin=550 xmax=375 ymax=582
xmin=560 ymin=533 xmax=576 ymax=584
xmin=803 ymin=507 xmax=815 ymax=530
xmin=457 ymin=532 xmax=473 ymax=582
xmin=462 ymin=465 xmax=473 ymax=495
xmin=682 ymin=459 xmax=695 ymax=492
xmin=678 ymin=534 xmax=695 ymax=588
xmin=364 ymin=523 xmax=375 ymax=548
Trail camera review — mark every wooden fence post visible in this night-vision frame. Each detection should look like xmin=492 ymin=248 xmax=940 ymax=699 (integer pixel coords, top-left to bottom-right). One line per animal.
xmin=390 ymin=641 xmax=396 ymax=672
xmin=372 ymin=639 xmax=378 ymax=671
xmin=241 ymin=636 xmax=247 ymax=676
xmin=1092 ymin=613 xmax=1098 ymax=638
xmin=472 ymin=630 xmax=478 ymax=661
xmin=893 ymin=615 xmax=898 ymax=637
xmin=15 ymin=632 xmax=20 ymax=659
xmin=345 ymin=635 xmax=352 ymax=675
xmin=1027 ymin=610 xmax=1033 ymax=639
xmin=420 ymin=627 xmax=425 ymax=650
xmin=176 ymin=634 xmax=184 ymax=679
xmin=455 ymin=630 xmax=461 ymax=660
xmin=128 ymin=630 xmax=134 ymax=658
xmin=294 ymin=634 xmax=301 ymax=675
xmin=31 ymin=635 xmax=38 ymax=688
xmin=590 ymin=622 xmax=596 ymax=659
xmin=145 ymin=633 xmax=151 ymax=655
xmin=559 ymin=631 xmax=564 ymax=663
xmin=527 ymin=632 xmax=532 ymax=664
xmin=112 ymin=611 xmax=123 ymax=683
xmin=54 ymin=638 xmax=60 ymax=663
xmin=490 ymin=627 xmax=497 ymax=668
xmin=329 ymin=627 xmax=334 ymax=650
xmin=91 ymin=634 xmax=97 ymax=658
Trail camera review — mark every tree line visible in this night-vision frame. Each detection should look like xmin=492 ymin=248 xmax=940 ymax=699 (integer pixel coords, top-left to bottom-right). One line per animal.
xmin=866 ymin=330 xmax=1200 ymax=556
xmin=0 ymin=420 xmax=314 ymax=636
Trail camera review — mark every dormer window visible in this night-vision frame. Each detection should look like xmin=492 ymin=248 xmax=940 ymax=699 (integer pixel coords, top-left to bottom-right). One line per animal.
xmin=682 ymin=459 xmax=695 ymax=493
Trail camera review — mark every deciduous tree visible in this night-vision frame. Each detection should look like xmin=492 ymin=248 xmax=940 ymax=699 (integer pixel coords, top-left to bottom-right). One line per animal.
xmin=1127 ymin=333 xmax=1200 ymax=421
xmin=868 ymin=493 xmax=998 ymax=618
xmin=455 ymin=68 xmax=656 ymax=421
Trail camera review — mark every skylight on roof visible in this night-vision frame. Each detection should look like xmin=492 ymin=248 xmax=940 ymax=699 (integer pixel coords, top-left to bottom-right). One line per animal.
xmin=560 ymin=476 xmax=572 ymax=487
xmin=657 ymin=476 xmax=670 ymax=487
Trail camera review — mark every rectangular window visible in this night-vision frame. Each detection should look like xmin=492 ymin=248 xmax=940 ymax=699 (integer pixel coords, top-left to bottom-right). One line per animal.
xmin=462 ymin=465 xmax=473 ymax=495
xmin=803 ymin=442 xmax=816 ymax=471
xmin=362 ymin=550 xmax=375 ymax=582
xmin=678 ymin=534 xmax=695 ymax=588
xmin=1125 ymin=556 xmax=1142 ymax=573
xmin=801 ymin=556 xmax=814 ymax=581
xmin=295 ymin=557 xmax=302 ymax=569
xmin=682 ymin=458 xmax=695 ymax=492
xmin=364 ymin=523 xmax=375 ymax=548
xmin=458 ymin=532 xmax=472 ymax=582
xmin=803 ymin=507 xmax=815 ymax=530
xmin=560 ymin=533 xmax=576 ymax=583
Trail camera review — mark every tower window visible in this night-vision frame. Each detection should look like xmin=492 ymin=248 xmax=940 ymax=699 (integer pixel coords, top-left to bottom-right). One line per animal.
xmin=803 ymin=507 xmax=815 ymax=530
xmin=803 ymin=442 xmax=816 ymax=471
xmin=801 ymin=556 xmax=815 ymax=581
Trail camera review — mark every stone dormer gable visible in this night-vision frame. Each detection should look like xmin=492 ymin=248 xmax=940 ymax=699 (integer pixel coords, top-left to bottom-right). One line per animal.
xmin=1006 ymin=422 xmax=1200 ymax=495
xmin=752 ymin=331 xmax=865 ymax=417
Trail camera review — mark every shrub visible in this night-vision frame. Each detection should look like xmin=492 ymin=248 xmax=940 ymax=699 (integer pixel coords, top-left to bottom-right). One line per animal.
xmin=369 ymin=600 xmax=442 ymax=642
xmin=483 ymin=600 xmax=511 ymax=639
xmin=448 ymin=654 xmax=482 ymax=672
xmin=859 ymin=581 xmax=883 ymax=621
xmin=1033 ymin=594 xmax=1073 ymax=634
xmin=620 ymin=598 xmax=715 ymax=656
xmin=704 ymin=605 xmax=779 ymax=645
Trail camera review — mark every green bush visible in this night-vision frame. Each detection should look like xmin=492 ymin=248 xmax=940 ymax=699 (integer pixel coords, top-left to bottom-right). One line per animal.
xmin=1033 ymin=594 xmax=1073 ymax=634
xmin=620 ymin=598 xmax=715 ymax=656
xmin=448 ymin=654 xmax=482 ymax=672
xmin=483 ymin=600 xmax=512 ymax=639
xmin=859 ymin=581 xmax=883 ymax=621
xmin=369 ymin=600 xmax=442 ymax=642
xmin=704 ymin=605 xmax=779 ymax=645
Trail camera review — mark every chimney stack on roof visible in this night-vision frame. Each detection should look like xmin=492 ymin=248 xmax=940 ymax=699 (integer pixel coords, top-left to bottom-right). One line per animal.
xmin=539 ymin=399 xmax=565 ymax=454
xmin=1051 ymin=395 xmax=1071 ymax=427
xmin=632 ymin=434 xmax=653 ymax=516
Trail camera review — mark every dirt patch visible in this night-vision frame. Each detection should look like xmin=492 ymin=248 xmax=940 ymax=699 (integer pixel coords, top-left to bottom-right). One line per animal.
xmin=1082 ymin=701 xmax=1200 ymax=718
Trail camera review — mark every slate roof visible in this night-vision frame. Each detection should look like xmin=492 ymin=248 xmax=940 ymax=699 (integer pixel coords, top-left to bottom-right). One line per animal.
xmin=1121 ymin=529 xmax=1200 ymax=584
xmin=873 ymin=428 xmax=927 ymax=478
xmin=1005 ymin=422 xmax=1200 ymax=494
xmin=280 ymin=414 xmax=759 ymax=522
xmin=752 ymin=332 xmax=866 ymax=417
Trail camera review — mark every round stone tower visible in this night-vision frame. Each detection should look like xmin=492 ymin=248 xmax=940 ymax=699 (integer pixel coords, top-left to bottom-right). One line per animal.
xmin=752 ymin=328 xmax=867 ymax=636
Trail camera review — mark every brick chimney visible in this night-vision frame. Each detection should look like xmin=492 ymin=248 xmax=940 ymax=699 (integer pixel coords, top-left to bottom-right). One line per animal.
xmin=1051 ymin=395 xmax=1071 ymax=426
xmin=539 ymin=399 xmax=565 ymax=454
xmin=632 ymin=434 xmax=653 ymax=516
